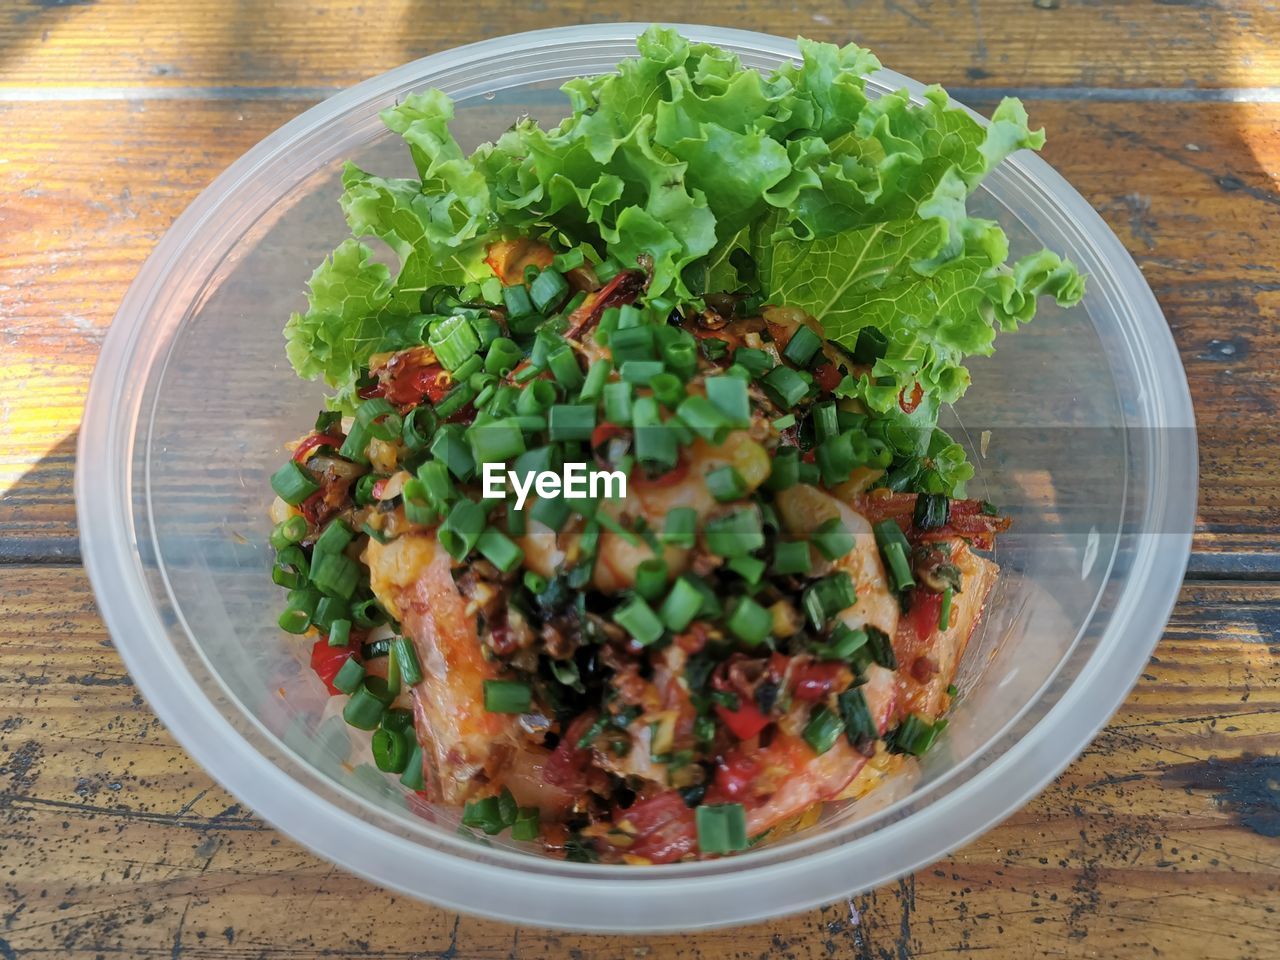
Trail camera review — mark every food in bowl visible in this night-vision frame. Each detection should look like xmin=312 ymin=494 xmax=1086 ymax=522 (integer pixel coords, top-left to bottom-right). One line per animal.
xmin=266 ymin=27 xmax=1083 ymax=863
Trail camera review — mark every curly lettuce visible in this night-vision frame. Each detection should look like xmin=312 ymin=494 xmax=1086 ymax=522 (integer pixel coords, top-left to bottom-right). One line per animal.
xmin=285 ymin=26 xmax=1084 ymax=453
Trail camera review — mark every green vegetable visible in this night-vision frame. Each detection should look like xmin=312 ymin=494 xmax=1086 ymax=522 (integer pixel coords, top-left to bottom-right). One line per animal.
xmin=284 ymin=30 xmax=1082 ymax=440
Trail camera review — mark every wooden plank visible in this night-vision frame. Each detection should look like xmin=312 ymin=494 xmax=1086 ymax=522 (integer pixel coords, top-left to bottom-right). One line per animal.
xmin=1 ymin=97 xmax=1277 ymax=570
xmin=2 ymin=0 xmax=1278 ymax=94
xmin=0 ymin=567 xmax=1276 ymax=957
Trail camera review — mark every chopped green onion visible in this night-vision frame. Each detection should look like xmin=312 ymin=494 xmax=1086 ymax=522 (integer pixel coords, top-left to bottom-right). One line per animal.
xmin=579 ymin=359 xmax=612 ymax=402
xmin=462 ymin=794 xmax=505 ymax=834
xmin=439 ymin=499 xmax=486 ymax=560
xmin=530 ymin=495 xmax=570 ymax=531
xmin=552 ymin=247 xmax=586 ymax=272
xmin=402 ymin=490 xmax=438 ymax=526
xmin=660 ymin=577 xmax=704 ymax=632
xmin=428 ymin=313 xmax=480 ymax=371
xmin=873 ymin=520 xmax=916 ymax=591
xmin=703 ymin=376 xmax=750 ymax=428
xmin=485 ymin=337 xmax=523 ymax=376
xmin=351 ymin=597 xmax=388 ymax=629
xmin=333 ymin=657 xmax=365 ymax=695
xmin=727 ymin=555 xmax=767 ymax=585
xmin=327 ymin=618 xmax=352 ymax=648
xmin=595 ymin=257 xmax=623 ymax=283
xmin=733 ymin=347 xmax=774 ymax=378
xmin=399 ymin=743 xmax=425 ymax=790
xmin=269 ymin=515 xmax=309 ymax=550
xmin=853 ymin=327 xmax=888 ymax=364
xmin=704 ymin=509 xmax=764 ymax=558
xmin=614 ymin=596 xmax=665 ymax=646
xmin=632 ymin=396 xmax=677 ymax=469
xmin=608 ymin=326 xmax=656 ymax=363
xmin=700 ymin=337 xmax=730 ymax=361
xmin=660 ymin=507 xmax=697 ymax=549
xmin=391 ymin=636 xmax=423 ymax=686
xmin=311 ymin=552 xmax=360 ymax=600
xmin=620 ymin=360 xmax=665 ymax=384
xmin=502 ymin=283 xmax=536 ymax=320
xmin=802 ymin=572 xmax=857 ymax=629
xmin=313 ymin=518 xmax=353 ymax=556
xmin=516 ymin=379 xmax=556 ymax=416
xmin=938 ymin=587 xmax=953 ymax=631
xmin=675 ymin=395 xmax=730 ymax=444
xmin=343 ymin=677 xmax=393 ymax=730
xmin=313 ymin=595 xmax=350 ymax=633
xmin=682 ymin=573 xmax=723 ymax=620
xmin=548 ymin=404 xmax=596 ymax=442
xmin=278 ymin=586 xmax=320 ymax=634
xmin=772 ymin=540 xmax=812 ymax=576
xmin=773 ymin=413 xmax=797 ymax=431
xmin=615 ymin=304 xmax=644 ymax=329
xmin=650 ymin=372 xmax=684 ymax=408
xmin=270 ymin=461 xmax=319 ymax=505
xmin=416 ymin=460 xmax=456 ymax=507
xmin=813 ymin=517 xmax=855 ymax=560
xmin=696 ymin=803 xmax=748 ymax=855
xmin=353 ymin=473 xmax=381 ymax=507
xmin=434 ymin=380 xmax=477 ymax=420
xmin=511 ymin=806 xmax=540 ymax=842
xmin=635 ymin=558 xmax=668 ymax=602
xmin=431 ymin=425 xmax=476 ymax=481
xmin=371 ymin=727 xmax=411 ymax=773
xmin=781 ymin=326 xmax=822 ymax=368
xmin=803 ymin=706 xmax=844 ymax=755
xmin=946 ymin=683 xmax=959 ymax=698
xmin=271 ymin=545 xmax=309 ymax=589
xmin=314 ymin=409 xmax=342 ymax=433
xmin=476 ymin=526 xmax=524 ymax=573
xmin=602 ymin=381 xmax=633 ymax=425
xmin=705 ymin=465 xmax=748 ymax=503
xmin=815 ymin=623 xmax=868 ymax=661
xmin=813 ymin=402 xmax=839 ymax=442
xmin=761 ymin=365 xmax=810 ymax=408
xmin=483 ymin=679 xmax=531 ymax=714
xmin=468 ymin=418 xmax=526 ymax=464
xmin=867 ymin=626 xmax=898 ymax=669
xmin=765 ymin=447 xmax=801 ymax=492
xmin=913 ymin=493 xmax=951 ymax=531
xmin=547 ymin=345 xmax=585 ymax=391
xmin=725 ymin=595 xmax=772 ymax=646
xmin=891 ymin=714 xmax=947 ymax=756
xmin=815 ymin=433 xmax=855 ymax=486
xmin=337 ymin=419 xmax=371 ymax=464
xmin=523 ymin=570 xmax=548 ymax=594
xmin=529 ymin=267 xmax=569 ymax=313
xmin=401 ymin=406 xmax=437 ymax=451
xmin=838 ymin=688 xmax=877 ymax=745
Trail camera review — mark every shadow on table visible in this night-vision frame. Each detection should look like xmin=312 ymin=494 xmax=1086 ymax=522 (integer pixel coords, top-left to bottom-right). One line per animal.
xmin=0 ymin=430 xmax=80 ymax=563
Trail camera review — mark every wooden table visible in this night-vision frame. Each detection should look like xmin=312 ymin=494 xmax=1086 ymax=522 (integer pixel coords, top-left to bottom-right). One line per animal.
xmin=2 ymin=2 xmax=1277 ymax=957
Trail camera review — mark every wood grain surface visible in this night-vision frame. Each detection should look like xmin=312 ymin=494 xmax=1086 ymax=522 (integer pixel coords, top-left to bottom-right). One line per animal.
xmin=1 ymin=1 xmax=1278 ymax=957
xmin=0 ymin=568 xmax=1276 ymax=959
xmin=1 ymin=0 xmax=1277 ymax=93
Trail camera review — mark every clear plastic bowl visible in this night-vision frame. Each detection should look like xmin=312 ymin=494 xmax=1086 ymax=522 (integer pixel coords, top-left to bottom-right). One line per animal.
xmin=77 ymin=23 xmax=1196 ymax=931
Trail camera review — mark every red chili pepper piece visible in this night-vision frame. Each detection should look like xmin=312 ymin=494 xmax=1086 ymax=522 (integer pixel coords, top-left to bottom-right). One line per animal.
xmin=714 ymin=700 xmax=771 ymax=740
xmin=309 ymin=639 xmax=354 ymax=696
xmin=291 ymin=433 xmax=342 ymax=464
xmin=789 ymin=661 xmax=847 ymax=702
xmin=616 ymin=791 xmax=698 ymax=864
xmin=898 ymin=381 xmax=923 ymax=414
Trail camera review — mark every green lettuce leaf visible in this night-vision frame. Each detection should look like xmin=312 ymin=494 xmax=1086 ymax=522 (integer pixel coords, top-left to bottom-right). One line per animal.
xmin=284 ymin=26 xmax=1085 ymax=459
